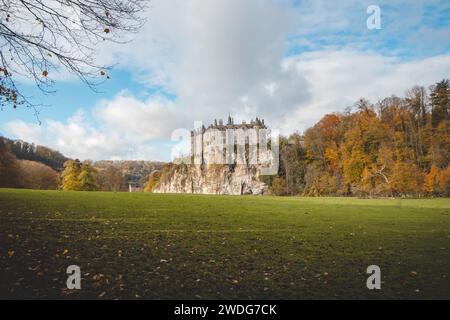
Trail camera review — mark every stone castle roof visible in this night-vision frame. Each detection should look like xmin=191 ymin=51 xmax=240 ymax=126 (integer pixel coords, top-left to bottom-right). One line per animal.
xmin=191 ymin=116 xmax=267 ymax=134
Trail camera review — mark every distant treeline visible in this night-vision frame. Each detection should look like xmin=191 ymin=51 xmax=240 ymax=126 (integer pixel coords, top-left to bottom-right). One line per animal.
xmin=264 ymin=79 xmax=449 ymax=197
xmin=60 ymin=159 xmax=164 ymax=192
xmin=94 ymin=160 xmax=165 ymax=189
xmin=0 ymin=139 xmax=60 ymax=189
xmin=0 ymin=137 xmax=69 ymax=171
xmin=0 ymin=137 xmax=164 ymax=191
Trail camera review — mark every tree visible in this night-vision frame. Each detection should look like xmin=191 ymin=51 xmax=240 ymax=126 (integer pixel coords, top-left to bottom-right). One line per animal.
xmin=427 ymin=80 xmax=449 ymax=168
xmin=78 ymin=161 xmax=98 ymax=191
xmin=97 ymin=165 xmax=127 ymax=191
xmin=61 ymin=159 xmax=82 ymax=190
xmin=430 ymin=79 xmax=449 ymax=129
xmin=425 ymin=164 xmax=450 ymax=196
xmin=279 ymin=133 xmax=307 ymax=195
xmin=60 ymin=159 xmax=98 ymax=191
xmin=1 ymin=137 xmax=69 ymax=170
xmin=269 ymin=176 xmax=288 ymax=196
xmin=425 ymin=165 xmax=440 ymax=195
xmin=391 ymin=161 xmax=423 ymax=196
xmin=404 ymin=87 xmax=429 ymax=168
xmin=440 ymin=165 xmax=450 ymax=196
xmin=0 ymin=138 xmax=21 ymax=187
xmin=0 ymin=0 xmax=147 ymax=113
xmin=144 ymin=170 xmax=161 ymax=192
xmin=19 ymin=160 xmax=59 ymax=189
xmin=273 ymin=80 xmax=448 ymax=197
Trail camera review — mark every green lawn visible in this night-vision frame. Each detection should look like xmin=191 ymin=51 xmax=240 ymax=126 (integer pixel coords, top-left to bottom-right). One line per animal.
xmin=0 ymin=189 xmax=449 ymax=299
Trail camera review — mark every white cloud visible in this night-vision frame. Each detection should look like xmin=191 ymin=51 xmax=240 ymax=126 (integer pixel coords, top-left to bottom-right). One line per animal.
xmin=3 ymin=95 xmax=177 ymax=160
xmin=100 ymin=0 xmax=306 ymax=121
xmin=283 ymin=51 xmax=450 ymax=132
xmin=97 ymin=0 xmax=450 ymax=134
xmin=3 ymin=120 xmax=44 ymax=143
xmin=93 ymin=93 xmax=186 ymax=142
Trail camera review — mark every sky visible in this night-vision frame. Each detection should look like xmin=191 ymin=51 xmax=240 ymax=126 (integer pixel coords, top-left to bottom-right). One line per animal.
xmin=1 ymin=0 xmax=449 ymax=161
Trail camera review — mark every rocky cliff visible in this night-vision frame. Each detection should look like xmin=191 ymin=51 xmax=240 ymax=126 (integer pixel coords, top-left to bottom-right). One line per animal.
xmin=153 ymin=163 xmax=268 ymax=195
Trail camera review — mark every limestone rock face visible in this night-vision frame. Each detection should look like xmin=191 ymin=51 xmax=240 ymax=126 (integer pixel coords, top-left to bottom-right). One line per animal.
xmin=153 ymin=164 xmax=268 ymax=195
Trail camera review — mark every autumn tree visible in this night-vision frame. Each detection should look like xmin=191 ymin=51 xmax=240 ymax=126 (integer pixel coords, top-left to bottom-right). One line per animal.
xmin=78 ymin=161 xmax=98 ymax=191
xmin=97 ymin=165 xmax=127 ymax=192
xmin=304 ymin=113 xmax=346 ymax=195
xmin=0 ymin=0 xmax=147 ymax=112
xmin=268 ymin=79 xmax=449 ymax=197
xmin=144 ymin=170 xmax=161 ymax=192
xmin=19 ymin=160 xmax=59 ymax=190
xmin=268 ymin=176 xmax=288 ymax=196
xmin=390 ymin=162 xmax=423 ymax=196
xmin=425 ymin=164 xmax=450 ymax=196
xmin=440 ymin=166 xmax=450 ymax=196
xmin=61 ymin=159 xmax=98 ymax=191
xmin=340 ymin=101 xmax=390 ymax=195
xmin=1 ymin=137 xmax=69 ymax=170
xmin=61 ymin=159 xmax=82 ymax=190
xmin=0 ymin=138 xmax=21 ymax=187
xmin=275 ymin=134 xmax=307 ymax=195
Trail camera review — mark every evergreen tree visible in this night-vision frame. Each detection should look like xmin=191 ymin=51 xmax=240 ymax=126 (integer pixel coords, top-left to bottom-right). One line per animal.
xmin=430 ymin=79 xmax=449 ymax=128
xmin=429 ymin=79 xmax=449 ymax=167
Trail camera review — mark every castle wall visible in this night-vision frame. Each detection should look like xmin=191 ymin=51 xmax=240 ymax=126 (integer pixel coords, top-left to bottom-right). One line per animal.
xmin=155 ymin=118 xmax=272 ymax=195
xmin=190 ymin=117 xmax=269 ymax=166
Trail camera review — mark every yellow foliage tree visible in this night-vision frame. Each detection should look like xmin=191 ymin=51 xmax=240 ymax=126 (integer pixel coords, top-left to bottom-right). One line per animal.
xmin=61 ymin=160 xmax=98 ymax=191
xmin=425 ymin=165 xmax=450 ymax=196
xmin=391 ymin=162 xmax=423 ymax=196
xmin=61 ymin=160 xmax=82 ymax=191
xmin=144 ymin=171 xmax=162 ymax=192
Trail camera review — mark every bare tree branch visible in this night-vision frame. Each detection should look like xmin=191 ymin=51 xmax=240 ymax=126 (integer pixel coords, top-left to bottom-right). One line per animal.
xmin=0 ymin=0 xmax=148 ymax=116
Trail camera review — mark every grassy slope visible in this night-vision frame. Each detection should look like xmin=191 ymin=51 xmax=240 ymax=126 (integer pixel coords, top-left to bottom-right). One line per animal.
xmin=0 ymin=189 xmax=449 ymax=299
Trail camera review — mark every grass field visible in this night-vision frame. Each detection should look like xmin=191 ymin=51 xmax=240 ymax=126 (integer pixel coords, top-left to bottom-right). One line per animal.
xmin=0 ymin=189 xmax=449 ymax=299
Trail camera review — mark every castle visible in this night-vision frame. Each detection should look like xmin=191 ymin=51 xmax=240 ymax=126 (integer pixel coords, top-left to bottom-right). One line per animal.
xmin=153 ymin=116 xmax=276 ymax=195
xmin=190 ymin=116 xmax=269 ymax=165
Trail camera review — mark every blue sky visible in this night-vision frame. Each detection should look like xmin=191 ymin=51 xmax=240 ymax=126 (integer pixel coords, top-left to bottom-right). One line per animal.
xmin=1 ymin=0 xmax=449 ymax=161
